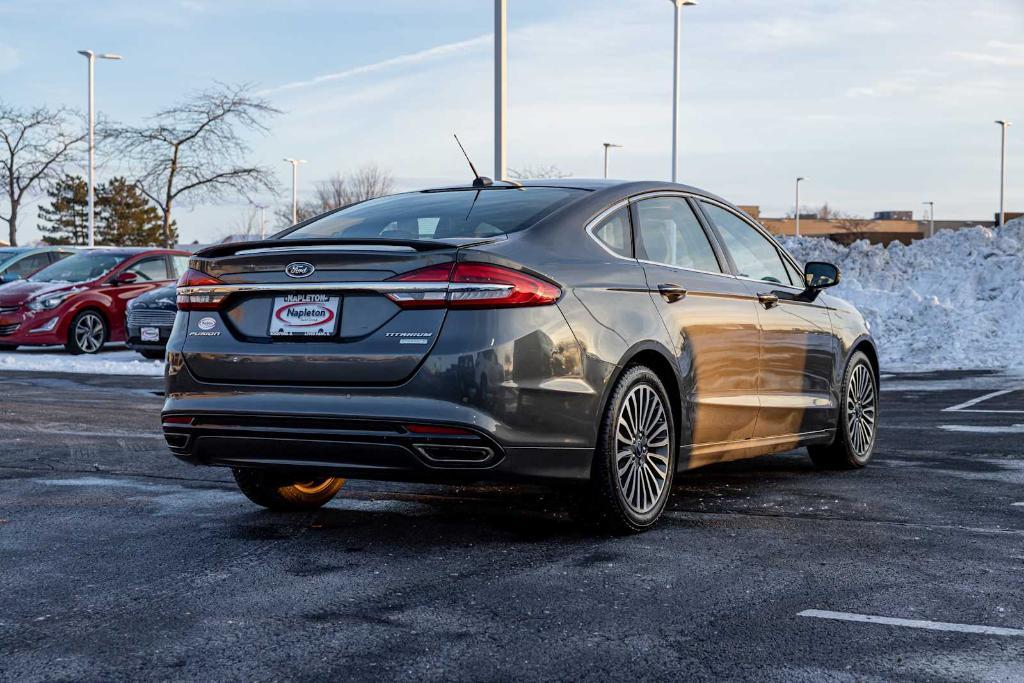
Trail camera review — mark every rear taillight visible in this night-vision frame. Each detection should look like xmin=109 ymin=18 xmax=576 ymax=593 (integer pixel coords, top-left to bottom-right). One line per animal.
xmin=176 ymin=268 xmax=224 ymax=311
xmin=387 ymin=263 xmax=560 ymax=309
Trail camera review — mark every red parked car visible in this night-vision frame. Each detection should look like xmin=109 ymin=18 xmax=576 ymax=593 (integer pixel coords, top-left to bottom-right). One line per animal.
xmin=0 ymin=248 xmax=190 ymax=354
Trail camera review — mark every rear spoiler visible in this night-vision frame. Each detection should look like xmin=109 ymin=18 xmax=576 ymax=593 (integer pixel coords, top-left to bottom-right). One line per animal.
xmin=195 ymin=236 xmax=506 ymax=259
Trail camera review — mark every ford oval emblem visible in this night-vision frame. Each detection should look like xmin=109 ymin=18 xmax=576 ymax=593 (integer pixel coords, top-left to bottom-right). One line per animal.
xmin=285 ymin=262 xmax=315 ymax=279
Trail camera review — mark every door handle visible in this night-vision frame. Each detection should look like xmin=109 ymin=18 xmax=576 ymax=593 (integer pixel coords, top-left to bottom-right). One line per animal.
xmin=657 ymin=284 xmax=687 ymax=303
xmin=757 ymin=292 xmax=780 ymax=309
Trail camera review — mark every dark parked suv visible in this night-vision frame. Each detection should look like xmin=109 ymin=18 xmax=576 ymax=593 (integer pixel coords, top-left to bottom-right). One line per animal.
xmin=126 ymin=285 xmax=177 ymax=360
xmin=163 ymin=180 xmax=878 ymax=531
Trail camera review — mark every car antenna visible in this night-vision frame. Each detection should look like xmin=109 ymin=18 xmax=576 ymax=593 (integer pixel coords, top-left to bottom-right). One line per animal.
xmin=453 ymin=134 xmax=493 ymax=188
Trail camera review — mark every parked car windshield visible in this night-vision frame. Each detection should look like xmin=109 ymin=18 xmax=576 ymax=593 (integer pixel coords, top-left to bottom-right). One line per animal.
xmin=280 ymin=187 xmax=586 ymax=241
xmin=29 ymin=251 xmax=129 ymax=284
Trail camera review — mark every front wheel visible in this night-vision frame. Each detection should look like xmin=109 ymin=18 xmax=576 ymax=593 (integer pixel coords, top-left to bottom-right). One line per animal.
xmin=138 ymin=349 xmax=166 ymax=361
xmin=0 ymin=344 xmax=17 ymax=352
xmin=809 ymin=351 xmax=878 ymax=469
xmin=232 ymin=469 xmax=345 ymax=511
xmin=66 ymin=310 xmax=107 ymax=355
xmin=587 ymin=365 xmax=676 ymax=533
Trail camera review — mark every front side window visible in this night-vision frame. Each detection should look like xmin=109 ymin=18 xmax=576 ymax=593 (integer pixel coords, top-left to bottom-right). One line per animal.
xmin=701 ymin=202 xmax=790 ymax=285
xmin=633 ymin=197 xmax=721 ymax=273
xmin=29 ymin=251 xmax=127 ymax=284
xmin=8 ymin=253 xmax=50 ymax=278
xmin=125 ymin=256 xmax=170 ymax=282
xmin=591 ymin=206 xmax=632 ymax=258
xmin=281 ymin=188 xmax=586 ymax=241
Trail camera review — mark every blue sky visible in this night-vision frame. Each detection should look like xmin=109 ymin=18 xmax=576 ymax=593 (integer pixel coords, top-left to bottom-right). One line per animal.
xmin=1 ymin=0 xmax=1022 ymax=244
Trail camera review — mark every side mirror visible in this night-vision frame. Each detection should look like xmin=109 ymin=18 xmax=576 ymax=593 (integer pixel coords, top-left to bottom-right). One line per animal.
xmin=115 ymin=271 xmax=139 ymax=285
xmin=804 ymin=262 xmax=840 ymax=290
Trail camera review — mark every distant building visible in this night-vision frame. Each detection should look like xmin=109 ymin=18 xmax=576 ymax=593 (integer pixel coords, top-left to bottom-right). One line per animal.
xmin=874 ymin=211 xmax=913 ymax=221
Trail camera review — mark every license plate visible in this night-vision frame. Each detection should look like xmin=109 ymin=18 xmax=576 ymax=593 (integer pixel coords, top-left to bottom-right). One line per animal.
xmin=141 ymin=327 xmax=160 ymax=342
xmin=269 ymin=294 xmax=340 ymax=337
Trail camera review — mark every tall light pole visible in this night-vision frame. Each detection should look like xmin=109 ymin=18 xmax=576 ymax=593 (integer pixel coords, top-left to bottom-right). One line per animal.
xmin=996 ymin=120 xmax=1011 ymax=226
xmin=795 ymin=177 xmax=807 ymax=237
xmin=922 ymin=201 xmax=935 ymax=238
xmin=283 ymin=158 xmax=306 ymax=225
xmin=77 ymin=50 xmax=122 ymax=247
xmin=603 ymin=143 xmax=623 ymax=179
xmin=494 ymin=0 xmax=507 ymax=181
xmin=669 ymin=0 xmax=697 ymax=183
xmin=254 ymin=204 xmax=268 ymax=239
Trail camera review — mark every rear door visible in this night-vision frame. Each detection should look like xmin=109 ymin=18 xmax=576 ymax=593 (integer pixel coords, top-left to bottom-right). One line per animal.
xmin=631 ymin=194 xmax=761 ymax=456
xmin=180 ymin=243 xmax=459 ymax=385
xmin=698 ymin=200 xmax=837 ymax=439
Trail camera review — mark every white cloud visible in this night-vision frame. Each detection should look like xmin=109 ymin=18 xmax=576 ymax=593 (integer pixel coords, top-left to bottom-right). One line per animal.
xmin=0 ymin=42 xmax=20 ymax=73
xmin=949 ymin=40 xmax=1024 ymax=68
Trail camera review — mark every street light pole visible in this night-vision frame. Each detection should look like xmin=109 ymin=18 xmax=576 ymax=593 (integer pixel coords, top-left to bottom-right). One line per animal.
xmin=77 ymin=50 xmax=122 ymax=248
xmin=670 ymin=0 xmax=697 ymax=183
xmin=795 ymin=177 xmax=806 ymax=237
xmin=996 ymin=120 xmax=1011 ymax=227
xmin=283 ymin=158 xmax=306 ymax=225
xmin=603 ymin=143 xmax=622 ymax=179
xmin=923 ymin=201 xmax=935 ymax=238
xmin=494 ymin=0 xmax=507 ymax=181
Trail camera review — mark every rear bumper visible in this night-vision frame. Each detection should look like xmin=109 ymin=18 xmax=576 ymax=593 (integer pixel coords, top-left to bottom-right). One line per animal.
xmin=161 ymin=411 xmax=591 ymax=483
xmin=163 ymin=302 xmax=606 ymax=484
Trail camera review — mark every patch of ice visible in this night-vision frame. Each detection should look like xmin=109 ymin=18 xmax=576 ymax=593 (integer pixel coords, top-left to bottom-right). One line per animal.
xmin=779 ymin=217 xmax=1024 ymax=371
xmin=0 ymin=347 xmax=163 ymax=376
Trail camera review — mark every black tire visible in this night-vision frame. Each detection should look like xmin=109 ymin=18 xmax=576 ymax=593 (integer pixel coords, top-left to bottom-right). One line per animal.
xmin=808 ymin=351 xmax=878 ymax=469
xmin=587 ymin=365 xmax=676 ymax=533
xmin=232 ymin=468 xmax=345 ymax=511
xmin=0 ymin=344 xmax=17 ymax=351
xmin=65 ymin=310 xmax=108 ymax=355
xmin=138 ymin=349 xmax=166 ymax=361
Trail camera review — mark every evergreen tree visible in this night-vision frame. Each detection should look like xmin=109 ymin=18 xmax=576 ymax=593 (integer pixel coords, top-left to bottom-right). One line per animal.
xmin=97 ymin=177 xmax=174 ymax=246
xmin=37 ymin=174 xmax=89 ymax=245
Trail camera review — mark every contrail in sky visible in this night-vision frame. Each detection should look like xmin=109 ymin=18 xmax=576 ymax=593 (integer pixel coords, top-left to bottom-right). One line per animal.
xmin=259 ymin=34 xmax=491 ymax=96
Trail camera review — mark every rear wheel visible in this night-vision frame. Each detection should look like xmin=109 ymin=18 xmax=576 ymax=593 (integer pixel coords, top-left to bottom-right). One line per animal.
xmin=232 ymin=468 xmax=345 ymax=511
xmin=66 ymin=310 xmax=107 ymax=355
xmin=0 ymin=344 xmax=17 ymax=351
xmin=809 ymin=351 xmax=877 ymax=469
xmin=587 ymin=365 xmax=676 ymax=533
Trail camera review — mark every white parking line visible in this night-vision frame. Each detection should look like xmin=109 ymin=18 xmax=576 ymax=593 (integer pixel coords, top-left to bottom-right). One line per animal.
xmin=798 ymin=610 xmax=1024 ymax=636
xmin=1013 ymin=502 xmax=1024 ymax=507
xmin=939 ymin=424 xmax=1024 ymax=434
xmin=943 ymin=387 xmax=1024 ymax=414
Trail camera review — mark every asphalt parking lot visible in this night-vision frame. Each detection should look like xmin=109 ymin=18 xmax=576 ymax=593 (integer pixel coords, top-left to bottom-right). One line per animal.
xmin=1 ymin=368 xmax=1023 ymax=681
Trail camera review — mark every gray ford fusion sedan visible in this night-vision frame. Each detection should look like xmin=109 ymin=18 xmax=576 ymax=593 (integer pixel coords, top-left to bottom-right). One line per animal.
xmin=163 ymin=179 xmax=878 ymax=532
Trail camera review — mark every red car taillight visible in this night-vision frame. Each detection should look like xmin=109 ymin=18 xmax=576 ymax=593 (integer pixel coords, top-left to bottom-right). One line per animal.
xmin=176 ymin=268 xmax=224 ymax=311
xmin=386 ymin=263 xmax=560 ymax=309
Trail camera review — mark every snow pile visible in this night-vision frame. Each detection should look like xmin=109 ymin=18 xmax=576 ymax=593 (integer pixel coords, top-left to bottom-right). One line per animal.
xmin=0 ymin=349 xmax=164 ymax=376
xmin=779 ymin=218 xmax=1024 ymax=371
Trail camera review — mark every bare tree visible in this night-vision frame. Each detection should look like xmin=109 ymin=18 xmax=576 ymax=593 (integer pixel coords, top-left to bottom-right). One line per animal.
xmin=507 ymin=165 xmax=571 ymax=179
xmin=276 ymin=164 xmax=394 ymax=228
xmin=0 ymin=104 xmax=85 ymax=246
xmin=832 ymin=213 xmax=875 ymax=243
xmin=108 ymin=83 xmax=280 ymax=247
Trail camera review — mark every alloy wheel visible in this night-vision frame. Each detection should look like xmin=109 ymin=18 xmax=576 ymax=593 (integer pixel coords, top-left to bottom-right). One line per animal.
xmin=75 ymin=313 xmax=105 ymax=354
xmin=292 ymin=478 xmax=342 ymax=495
xmin=615 ymin=384 xmax=671 ymax=514
xmin=846 ymin=363 xmax=876 ymax=461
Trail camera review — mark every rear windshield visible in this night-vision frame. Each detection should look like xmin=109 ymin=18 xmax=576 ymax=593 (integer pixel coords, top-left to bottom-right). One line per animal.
xmin=280 ymin=187 xmax=586 ymax=241
xmin=29 ymin=251 xmax=128 ymax=284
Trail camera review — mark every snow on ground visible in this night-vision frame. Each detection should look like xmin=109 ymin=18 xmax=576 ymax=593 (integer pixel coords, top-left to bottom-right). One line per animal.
xmin=779 ymin=217 xmax=1024 ymax=372
xmin=0 ymin=347 xmax=164 ymax=376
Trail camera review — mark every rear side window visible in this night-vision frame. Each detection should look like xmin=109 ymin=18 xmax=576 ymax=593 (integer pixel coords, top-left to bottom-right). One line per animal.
xmin=125 ymin=256 xmax=170 ymax=282
xmin=591 ymin=206 xmax=632 ymax=258
xmin=701 ymin=202 xmax=790 ymax=285
xmin=633 ymin=197 xmax=721 ymax=273
xmin=170 ymin=255 xmax=190 ymax=278
xmin=281 ymin=188 xmax=586 ymax=241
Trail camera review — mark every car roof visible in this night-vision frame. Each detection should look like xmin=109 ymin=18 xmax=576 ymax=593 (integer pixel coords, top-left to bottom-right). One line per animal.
xmin=417 ymin=178 xmax=731 ymax=203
